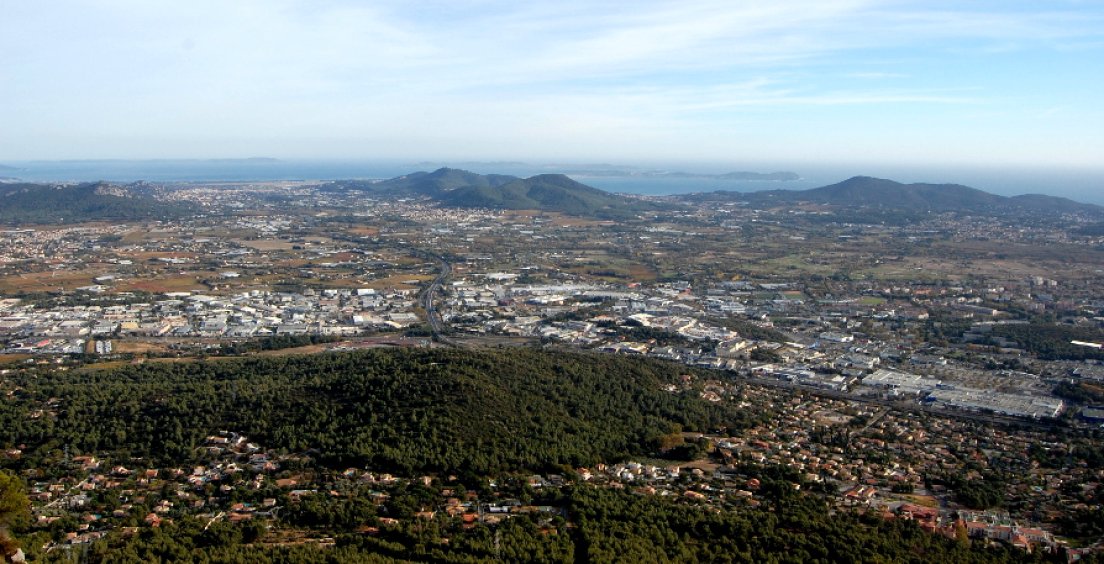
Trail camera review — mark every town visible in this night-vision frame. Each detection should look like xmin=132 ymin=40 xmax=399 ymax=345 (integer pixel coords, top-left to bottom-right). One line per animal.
xmin=2 ymin=179 xmax=1104 ymax=560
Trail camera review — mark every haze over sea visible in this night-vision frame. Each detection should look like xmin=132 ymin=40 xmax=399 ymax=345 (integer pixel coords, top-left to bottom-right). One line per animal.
xmin=2 ymin=159 xmax=1102 ymax=206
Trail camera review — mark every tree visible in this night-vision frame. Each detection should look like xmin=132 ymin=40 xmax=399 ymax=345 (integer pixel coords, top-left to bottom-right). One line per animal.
xmin=0 ymin=471 xmax=29 ymax=560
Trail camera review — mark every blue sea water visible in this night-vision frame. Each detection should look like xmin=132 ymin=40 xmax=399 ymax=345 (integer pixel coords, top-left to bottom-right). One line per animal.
xmin=1 ymin=159 xmax=1101 ymax=205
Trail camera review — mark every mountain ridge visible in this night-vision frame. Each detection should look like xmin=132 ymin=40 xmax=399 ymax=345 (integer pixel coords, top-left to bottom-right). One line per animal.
xmin=328 ymin=167 xmax=664 ymax=218
xmin=3 ymin=172 xmax=1097 ymax=223
xmin=681 ymin=175 xmax=1103 ymax=218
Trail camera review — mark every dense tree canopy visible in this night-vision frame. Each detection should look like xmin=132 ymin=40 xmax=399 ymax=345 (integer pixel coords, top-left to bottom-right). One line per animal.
xmin=0 ymin=471 xmax=29 ymax=560
xmin=0 ymin=348 xmax=1071 ymax=562
xmin=991 ymin=323 xmax=1104 ymax=361
xmin=30 ymin=485 xmax=1050 ymax=564
xmin=0 ymin=348 xmax=763 ymax=474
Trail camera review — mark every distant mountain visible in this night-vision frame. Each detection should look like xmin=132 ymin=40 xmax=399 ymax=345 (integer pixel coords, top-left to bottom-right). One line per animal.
xmin=0 ymin=163 xmax=20 ymax=182
xmin=438 ymin=173 xmax=663 ymax=218
xmin=323 ymin=168 xmax=517 ymax=196
xmin=754 ymin=176 xmax=1001 ymax=211
xmin=0 ymin=182 xmax=194 ymax=224
xmin=402 ymin=162 xmax=801 ymax=182
xmin=379 ymin=167 xmax=518 ymax=196
xmin=560 ymin=167 xmax=799 ymax=181
xmin=1005 ymin=193 xmax=1102 ymax=214
xmin=327 ymin=168 xmax=664 ymax=218
xmin=715 ymin=171 xmax=800 ymax=181
xmin=682 ymin=176 xmax=1104 ymax=219
xmin=413 ymin=160 xmax=528 ymax=168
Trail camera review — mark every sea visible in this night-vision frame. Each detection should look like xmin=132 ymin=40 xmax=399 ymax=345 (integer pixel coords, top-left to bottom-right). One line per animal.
xmin=2 ymin=159 xmax=1102 ymax=205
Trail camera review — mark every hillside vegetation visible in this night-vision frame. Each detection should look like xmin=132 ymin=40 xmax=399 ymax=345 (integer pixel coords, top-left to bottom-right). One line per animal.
xmin=682 ymin=176 xmax=1104 ymax=222
xmin=0 ymin=348 xmax=761 ymax=475
xmin=0 ymin=349 xmax=1060 ymax=563
xmin=325 ymin=168 xmax=663 ymax=218
xmin=0 ymin=182 xmax=193 ymax=224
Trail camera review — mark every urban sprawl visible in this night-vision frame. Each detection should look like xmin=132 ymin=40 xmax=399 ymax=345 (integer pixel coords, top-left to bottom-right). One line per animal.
xmin=3 ymin=180 xmax=1104 ymax=558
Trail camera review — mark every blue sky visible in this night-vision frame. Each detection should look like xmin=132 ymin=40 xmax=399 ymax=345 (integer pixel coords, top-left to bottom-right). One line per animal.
xmin=2 ymin=0 xmax=1103 ymax=170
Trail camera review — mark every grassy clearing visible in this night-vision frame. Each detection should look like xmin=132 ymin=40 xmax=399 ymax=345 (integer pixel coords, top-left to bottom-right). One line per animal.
xmin=903 ymin=494 xmax=939 ymax=508
xmin=112 ymin=341 xmax=171 ymax=355
xmin=0 ymin=354 xmax=32 ymax=365
xmin=627 ymin=263 xmax=658 ymax=282
xmin=347 ymin=227 xmax=380 ymax=237
xmin=359 ymin=274 xmax=431 ymax=290
xmin=0 ymin=270 xmax=102 ymax=293
xmin=756 ymin=255 xmax=835 ymax=276
xmin=234 ymin=239 xmax=296 ymax=251
xmin=117 ymin=275 xmax=207 ymax=294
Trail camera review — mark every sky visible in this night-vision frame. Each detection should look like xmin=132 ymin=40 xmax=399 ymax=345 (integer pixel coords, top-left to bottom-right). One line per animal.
xmin=2 ymin=0 xmax=1103 ymax=170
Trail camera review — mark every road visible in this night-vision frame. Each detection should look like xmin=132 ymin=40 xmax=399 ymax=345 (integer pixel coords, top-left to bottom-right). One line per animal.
xmin=417 ymin=251 xmax=453 ymax=345
xmin=410 ymin=250 xmax=1064 ymax=431
xmin=851 ymin=407 xmax=890 ymax=437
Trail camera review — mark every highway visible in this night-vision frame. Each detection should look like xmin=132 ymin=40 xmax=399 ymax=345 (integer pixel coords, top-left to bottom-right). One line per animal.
xmin=417 ymin=251 xmax=453 ymax=345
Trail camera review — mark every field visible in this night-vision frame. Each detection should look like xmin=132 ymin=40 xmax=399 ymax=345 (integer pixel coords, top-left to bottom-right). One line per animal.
xmin=902 ymin=494 xmax=940 ymax=508
xmin=359 ymin=274 xmax=432 ymax=291
xmin=0 ymin=270 xmax=102 ymax=293
xmin=234 ymin=239 xmax=297 ymax=251
xmin=117 ymin=275 xmax=207 ymax=293
xmin=346 ymin=227 xmax=380 ymax=237
xmin=0 ymin=354 xmax=32 ymax=365
xmin=112 ymin=341 xmax=171 ymax=355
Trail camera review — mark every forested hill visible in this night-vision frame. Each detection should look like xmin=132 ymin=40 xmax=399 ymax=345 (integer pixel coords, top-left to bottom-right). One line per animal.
xmin=681 ymin=175 xmax=1104 ymax=220
xmin=323 ymin=167 xmax=663 ymax=218
xmin=0 ymin=349 xmax=1053 ymax=563
xmin=436 ymin=173 xmax=662 ymax=219
xmin=0 ymin=182 xmax=194 ymax=224
xmin=327 ymin=168 xmax=519 ymax=197
xmin=0 ymin=348 xmax=762 ymax=474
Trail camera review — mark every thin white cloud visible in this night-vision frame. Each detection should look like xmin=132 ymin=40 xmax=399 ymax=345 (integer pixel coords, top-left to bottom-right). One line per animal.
xmin=0 ymin=0 xmax=1101 ymax=164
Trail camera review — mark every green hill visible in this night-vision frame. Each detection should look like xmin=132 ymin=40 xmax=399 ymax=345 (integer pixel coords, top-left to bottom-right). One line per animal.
xmin=790 ymin=176 xmax=1001 ymax=210
xmin=0 ymin=348 xmax=1046 ymax=563
xmin=323 ymin=167 xmax=515 ymax=196
xmin=0 ymin=348 xmax=761 ymax=474
xmin=683 ymin=175 xmax=1104 ymax=220
xmin=327 ymin=168 xmax=664 ymax=218
xmin=0 ymin=182 xmax=194 ymax=224
xmin=724 ymin=176 xmax=1002 ymax=211
xmin=438 ymin=173 xmax=661 ymax=218
xmin=330 ymin=167 xmax=518 ymax=196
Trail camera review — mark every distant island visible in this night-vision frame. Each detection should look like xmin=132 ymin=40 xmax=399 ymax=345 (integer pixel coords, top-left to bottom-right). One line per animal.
xmin=0 ymin=163 xmax=19 ymax=180
xmin=560 ymin=167 xmax=800 ymax=181
xmin=406 ymin=162 xmax=799 ymax=182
